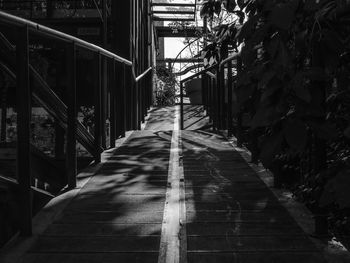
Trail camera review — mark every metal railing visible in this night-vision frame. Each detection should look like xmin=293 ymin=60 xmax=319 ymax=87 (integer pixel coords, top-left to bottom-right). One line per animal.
xmin=179 ymin=63 xmax=217 ymax=130
xmin=179 ymin=53 xmax=242 ymax=135
xmin=0 ymin=10 xmax=153 ymax=236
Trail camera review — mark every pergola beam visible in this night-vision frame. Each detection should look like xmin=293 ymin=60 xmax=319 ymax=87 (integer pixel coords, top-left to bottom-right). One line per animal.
xmin=153 ymin=17 xmax=195 ymax=21
xmin=152 ymin=11 xmax=195 ymax=15
xmin=151 ymin=3 xmax=196 ymax=7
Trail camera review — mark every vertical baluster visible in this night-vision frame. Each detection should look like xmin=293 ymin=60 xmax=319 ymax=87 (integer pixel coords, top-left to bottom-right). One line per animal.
xmin=180 ymin=82 xmax=184 ymax=130
xmin=66 ymin=42 xmax=77 ymax=188
xmin=94 ymin=52 xmax=102 ymax=163
xmin=236 ymin=56 xmax=243 ymax=147
xmin=101 ymin=56 xmax=107 ymax=149
xmin=110 ymin=59 xmax=116 ymax=148
xmin=121 ymin=64 xmax=126 ymax=137
xmin=0 ymin=103 xmax=6 ymax=142
xmin=16 ymin=25 xmax=32 ymax=236
xmin=214 ymin=68 xmax=219 ymax=129
xmin=227 ymin=60 xmax=233 ymax=136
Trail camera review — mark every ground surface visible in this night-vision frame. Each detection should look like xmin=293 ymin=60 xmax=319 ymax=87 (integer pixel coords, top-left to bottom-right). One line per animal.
xmin=1 ymin=106 xmax=328 ymax=263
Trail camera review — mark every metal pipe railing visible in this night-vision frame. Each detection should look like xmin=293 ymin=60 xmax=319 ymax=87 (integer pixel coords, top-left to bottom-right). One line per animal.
xmin=181 ymin=63 xmax=217 ymax=83
xmin=135 ymin=67 xmax=152 ymax=83
xmin=0 ymin=8 xmax=154 ymax=237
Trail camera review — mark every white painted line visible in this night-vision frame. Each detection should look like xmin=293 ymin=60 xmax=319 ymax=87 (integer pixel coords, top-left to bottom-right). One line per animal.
xmin=174 ymin=105 xmax=179 ymax=131
xmin=158 ymin=106 xmax=186 ymax=263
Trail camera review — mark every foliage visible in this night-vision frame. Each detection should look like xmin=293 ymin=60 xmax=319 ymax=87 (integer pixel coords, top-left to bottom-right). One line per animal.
xmin=200 ymin=0 xmax=350 ymax=232
xmin=155 ymin=65 xmax=177 ymax=106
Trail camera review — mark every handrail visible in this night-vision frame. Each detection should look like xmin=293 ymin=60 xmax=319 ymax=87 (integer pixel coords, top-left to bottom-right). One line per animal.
xmin=0 ymin=32 xmax=101 ymax=155
xmin=206 ymin=71 xmax=216 ymax=79
xmin=135 ymin=67 xmax=152 ymax=83
xmin=181 ymin=63 xmax=217 ymax=83
xmin=0 ymin=11 xmax=132 ymax=66
xmin=174 ymin=64 xmax=204 ymax=76
xmin=219 ymin=52 xmax=240 ymax=68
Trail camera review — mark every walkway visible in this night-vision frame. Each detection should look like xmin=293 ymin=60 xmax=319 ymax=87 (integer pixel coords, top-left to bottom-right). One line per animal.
xmin=1 ymin=106 xmax=326 ymax=263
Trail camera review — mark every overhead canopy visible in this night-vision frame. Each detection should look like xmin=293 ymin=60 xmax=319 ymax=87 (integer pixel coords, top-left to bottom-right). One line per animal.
xmin=151 ymin=0 xmax=197 ymax=22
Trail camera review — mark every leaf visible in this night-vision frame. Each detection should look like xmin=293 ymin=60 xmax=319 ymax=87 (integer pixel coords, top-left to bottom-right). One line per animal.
xmin=233 ymin=10 xmax=245 ymax=24
xmin=237 ymin=0 xmax=249 ymax=10
xmin=236 ymin=83 xmax=255 ymax=106
xmin=344 ymin=126 xmax=350 ymax=139
xmin=258 ymin=70 xmax=275 ymax=90
xmin=241 ymin=42 xmax=256 ymax=66
xmin=214 ymin=1 xmax=222 ymax=15
xmin=283 ymin=119 xmax=307 ymax=152
xmin=249 ymin=104 xmax=279 ymax=128
xmin=303 ymin=67 xmax=328 ymax=82
xmin=320 ymin=169 xmax=350 ymax=208
xmin=275 ymin=41 xmax=291 ymax=68
xmin=267 ymin=34 xmax=280 ymax=58
xmin=224 ymin=0 xmax=236 ymax=12
xmin=235 ymin=14 xmax=258 ymax=43
xmin=309 ymin=121 xmax=338 ymax=140
xmin=292 ymin=72 xmax=311 ymax=102
xmin=269 ymin=2 xmax=297 ymax=30
xmin=259 ymin=132 xmax=284 ymax=168
xmin=304 ymin=0 xmax=322 ymax=12
xmin=260 ymin=76 xmax=281 ymax=102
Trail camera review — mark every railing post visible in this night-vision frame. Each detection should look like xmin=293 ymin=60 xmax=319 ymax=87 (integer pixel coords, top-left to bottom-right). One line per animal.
xmin=1 ymin=102 xmax=7 ymax=142
xmin=180 ymin=82 xmax=184 ymax=130
xmin=120 ymin=64 xmax=126 ymax=137
xmin=202 ymin=74 xmax=207 ymax=113
xmin=213 ymin=67 xmax=219 ymax=129
xmin=236 ymin=56 xmax=243 ymax=147
xmin=209 ymin=75 xmax=213 ymax=121
xmin=101 ymin=55 xmax=107 ymax=149
xmin=227 ymin=60 xmax=233 ymax=136
xmin=66 ymin=42 xmax=77 ymax=189
xmin=16 ymin=25 xmax=32 ymax=236
xmin=136 ymin=80 xmax=141 ymax=130
xmin=219 ymin=64 xmax=225 ymax=130
xmin=94 ymin=52 xmax=102 ymax=163
xmin=110 ymin=59 xmax=116 ymax=148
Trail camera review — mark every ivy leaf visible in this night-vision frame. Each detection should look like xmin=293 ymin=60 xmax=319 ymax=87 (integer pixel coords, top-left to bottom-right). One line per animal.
xmin=235 ymin=14 xmax=258 ymax=43
xmin=214 ymin=1 xmax=222 ymax=15
xmin=269 ymin=1 xmax=297 ymax=30
xmin=292 ymin=72 xmax=311 ymax=102
xmin=283 ymin=119 xmax=307 ymax=152
xmin=260 ymin=76 xmax=282 ymax=103
xmin=249 ymin=104 xmax=279 ymax=128
xmin=241 ymin=42 xmax=256 ymax=66
xmin=343 ymin=126 xmax=350 ymax=139
xmin=267 ymin=34 xmax=280 ymax=58
xmin=309 ymin=121 xmax=337 ymax=140
xmin=233 ymin=10 xmax=245 ymax=24
xmin=258 ymin=70 xmax=275 ymax=90
xmin=259 ymin=132 xmax=284 ymax=168
xmin=223 ymin=0 xmax=236 ymax=12
xmin=320 ymin=169 xmax=350 ymax=208
xmin=304 ymin=0 xmax=322 ymax=12
xmin=237 ymin=0 xmax=249 ymax=10
xmin=236 ymin=83 xmax=255 ymax=106
xmin=303 ymin=67 xmax=328 ymax=82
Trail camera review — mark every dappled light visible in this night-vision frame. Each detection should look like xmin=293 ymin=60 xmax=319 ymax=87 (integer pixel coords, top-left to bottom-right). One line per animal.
xmin=1 ymin=0 xmax=350 ymax=262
